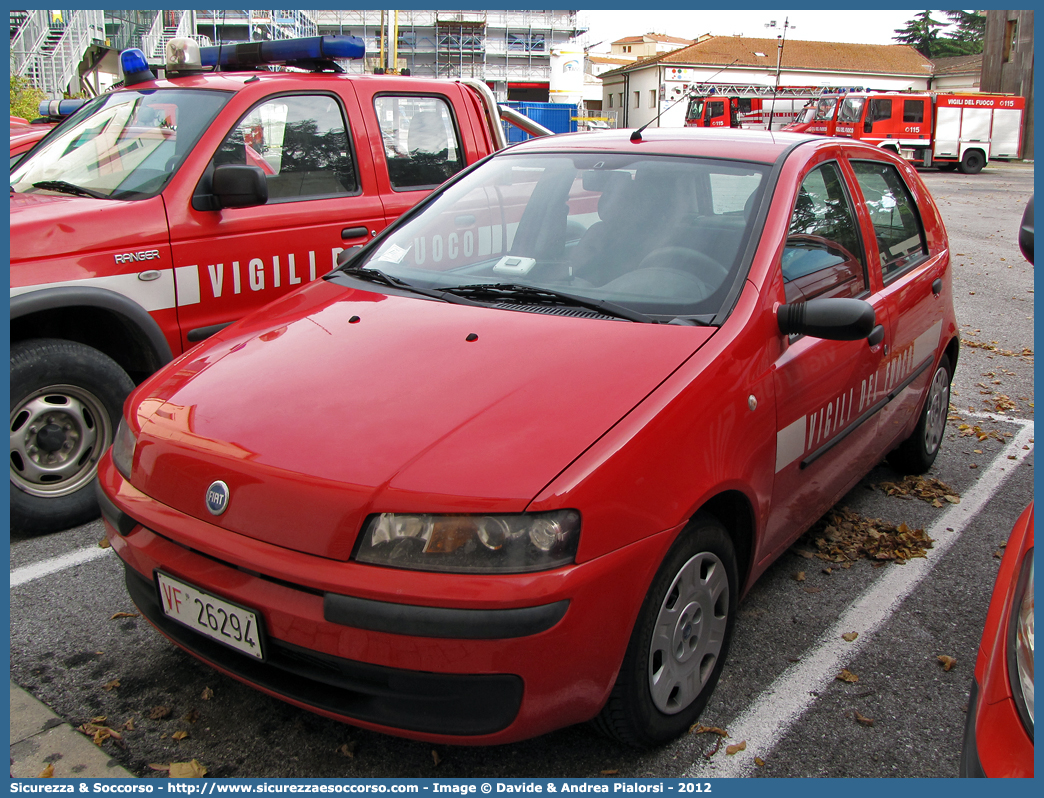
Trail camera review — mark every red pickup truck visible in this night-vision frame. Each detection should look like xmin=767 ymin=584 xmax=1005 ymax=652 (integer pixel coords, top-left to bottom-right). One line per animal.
xmin=9 ymin=36 xmax=543 ymax=532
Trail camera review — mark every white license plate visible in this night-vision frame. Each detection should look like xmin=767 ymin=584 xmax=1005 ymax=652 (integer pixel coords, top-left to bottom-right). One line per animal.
xmin=156 ymin=572 xmax=264 ymax=660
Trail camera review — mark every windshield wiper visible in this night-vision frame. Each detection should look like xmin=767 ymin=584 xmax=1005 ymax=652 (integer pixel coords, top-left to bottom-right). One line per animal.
xmin=337 ymin=266 xmax=483 ymax=305
xmin=443 ymin=282 xmax=654 ymax=323
xmin=31 ymin=180 xmax=109 ymax=200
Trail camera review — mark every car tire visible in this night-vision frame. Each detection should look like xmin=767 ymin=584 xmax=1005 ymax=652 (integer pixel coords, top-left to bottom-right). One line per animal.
xmin=888 ymin=353 xmax=952 ymax=475
xmin=10 ymin=339 xmax=134 ymax=533
xmin=594 ymin=513 xmax=738 ymax=748
xmin=959 ymin=150 xmax=985 ymax=175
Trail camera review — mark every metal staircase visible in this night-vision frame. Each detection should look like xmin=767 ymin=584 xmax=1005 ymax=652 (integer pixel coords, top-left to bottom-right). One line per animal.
xmin=10 ymin=9 xmax=105 ymax=99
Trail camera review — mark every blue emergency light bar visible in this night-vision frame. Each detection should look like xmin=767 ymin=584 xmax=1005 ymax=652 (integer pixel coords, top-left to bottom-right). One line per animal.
xmin=199 ymin=35 xmax=365 ymax=68
xmin=38 ymin=98 xmax=86 ymax=118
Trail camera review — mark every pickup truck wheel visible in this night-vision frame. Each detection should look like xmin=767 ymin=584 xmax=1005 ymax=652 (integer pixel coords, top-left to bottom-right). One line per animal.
xmin=10 ymin=339 xmax=134 ymax=533
xmin=959 ymin=150 xmax=985 ymax=175
xmin=888 ymin=354 xmax=952 ymax=475
xmin=593 ymin=513 xmax=737 ymax=748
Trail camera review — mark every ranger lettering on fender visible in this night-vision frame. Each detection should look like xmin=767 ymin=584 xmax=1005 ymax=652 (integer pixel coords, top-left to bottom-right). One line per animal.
xmin=114 ymin=249 xmax=161 ymax=264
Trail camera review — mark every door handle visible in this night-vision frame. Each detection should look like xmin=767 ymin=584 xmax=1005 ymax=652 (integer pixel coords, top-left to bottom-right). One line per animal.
xmin=341 ymin=226 xmax=369 ymax=240
xmin=932 ymin=278 xmax=942 ymax=296
xmin=867 ymin=324 xmax=885 ymax=348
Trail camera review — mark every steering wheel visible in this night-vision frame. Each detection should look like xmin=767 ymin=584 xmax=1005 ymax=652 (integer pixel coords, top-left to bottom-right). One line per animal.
xmin=639 ymin=247 xmax=730 ymax=283
xmin=602 ymin=266 xmax=712 ymax=302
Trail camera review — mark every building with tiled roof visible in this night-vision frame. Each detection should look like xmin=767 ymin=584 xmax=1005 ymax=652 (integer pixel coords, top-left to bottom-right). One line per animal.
xmin=610 ymin=32 xmax=694 ymax=60
xmin=600 ymin=35 xmax=935 ymax=128
xmin=929 ymin=55 xmax=983 ymax=91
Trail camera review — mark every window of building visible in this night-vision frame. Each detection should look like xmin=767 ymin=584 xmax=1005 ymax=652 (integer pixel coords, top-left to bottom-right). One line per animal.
xmin=212 ymin=94 xmax=357 ymax=201
xmin=1003 ymin=19 xmax=1018 ymax=62
xmin=850 ymin=161 xmax=928 ymax=280
xmin=608 ymin=94 xmax=614 ymax=108
xmin=633 ymin=91 xmax=640 ymax=109
xmin=649 ymin=89 xmax=657 ymax=109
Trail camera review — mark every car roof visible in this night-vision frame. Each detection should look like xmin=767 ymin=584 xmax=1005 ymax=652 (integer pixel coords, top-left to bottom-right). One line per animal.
xmin=507 ymin=127 xmax=820 ymax=164
xmin=129 ymin=70 xmax=457 ymax=94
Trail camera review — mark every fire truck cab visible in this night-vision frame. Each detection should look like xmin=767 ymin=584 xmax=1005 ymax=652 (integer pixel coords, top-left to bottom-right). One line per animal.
xmin=834 ymin=92 xmax=1025 ymax=174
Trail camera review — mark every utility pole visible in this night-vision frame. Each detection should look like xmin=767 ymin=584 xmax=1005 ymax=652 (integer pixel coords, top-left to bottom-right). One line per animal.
xmin=765 ymin=17 xmax=795 ymax=130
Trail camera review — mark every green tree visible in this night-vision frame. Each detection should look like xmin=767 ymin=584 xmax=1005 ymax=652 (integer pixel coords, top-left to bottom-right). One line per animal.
xmin=10 ymin=74 xmax=45 ymax=121
xmin=893 ymin=10 xmax=947 ymax=57
xmin=940 ymin=9 xmax=985 ymax=55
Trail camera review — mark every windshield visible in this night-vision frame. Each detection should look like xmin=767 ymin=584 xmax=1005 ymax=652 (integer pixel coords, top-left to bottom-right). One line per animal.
xmin=350 ymin=152 xmax=768 ymax=320
xmin=11 ymin=89 xmax=230 ymax=200
xmin=814 ymin=97 xmax=839 ymax=121
xmin=685 ymin=98 xmax=705 ymax=123
xmin=796 ymin=107 xmax=816 ymax=124
xmin=837 ymin=97 xmax=865 ymax=123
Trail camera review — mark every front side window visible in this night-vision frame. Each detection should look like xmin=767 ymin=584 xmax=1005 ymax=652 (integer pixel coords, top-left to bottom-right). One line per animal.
xmin=351 ymin=153 xmax=769 ymax=321
xmin=867 ymin=98 xmax=893 ymax=124
xmin=851 ymin=161 xmax=928 ymax=279
xmin=211 ymin=94 xmax=357 ymax=201
xmin=686 ymin=98 xmax=705 ymax=123
xmin=11 ymin=89 xmax=230 ymax=200
xmin=782 ymin=162 xmax=866 ymax=303
xmin=838 ymin=97 xmax=865 ymax=123
xmin=374 ymin=95 xmax=466 ymax=190
xmin=814 ymin=97 xmax=838 ymax=121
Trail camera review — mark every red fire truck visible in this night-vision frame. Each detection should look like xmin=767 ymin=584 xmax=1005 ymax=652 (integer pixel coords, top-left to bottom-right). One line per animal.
xmin=784 ymin=93 xmax=846 ymax=136
xmin=833 ymin=92 xmax=1025 ymax=173
xmin=683 ymin=86 xmax=820 ymax=130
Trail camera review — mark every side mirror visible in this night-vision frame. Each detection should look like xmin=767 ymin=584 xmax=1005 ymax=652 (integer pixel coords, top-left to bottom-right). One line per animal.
xmin=777 ymin=297 xmax=876 ymax=341
xmin=212 ymin=164 xmax=268 ymax=209
xmin=1019 ymin=195 xmax=1033 ymax=265
xmin=335 ymin=245 xmax=365 ymax=268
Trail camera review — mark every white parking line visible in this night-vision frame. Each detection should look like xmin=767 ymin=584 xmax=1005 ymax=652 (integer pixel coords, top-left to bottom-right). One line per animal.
xmin=10 ymin=545 xmax=113 ymax=588
xmin=686 ymin=418 xmax=1034 ymax=778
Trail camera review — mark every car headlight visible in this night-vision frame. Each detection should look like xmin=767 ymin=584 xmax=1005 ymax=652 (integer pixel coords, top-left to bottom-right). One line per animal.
xmin=1009 ymin=549 xmax=1034 ymax=733
xmin=354 ymin=510 xmax=581 ymax=573
xmin=111 ymin=417 xmax=137 ymax=481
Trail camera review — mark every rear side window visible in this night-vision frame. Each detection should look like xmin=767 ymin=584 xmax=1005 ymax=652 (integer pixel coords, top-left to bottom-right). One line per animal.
xmin=850 ymin=161 xmax=929 ymax=280
xmin=903 ymin=100 xmax=926 ymax=123
xmin=375 ymin=95 xmax=466 ymax=190
xmin=782 ymin=162 xmax=867 ymax=303
xmin=212 ymin=94 xmax=358 ymax=201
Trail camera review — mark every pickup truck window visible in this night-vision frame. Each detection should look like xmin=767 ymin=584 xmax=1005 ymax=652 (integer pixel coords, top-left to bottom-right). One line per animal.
xmin=375 ymin=95 xmax=466 ymax=190
xmin=211 ymin=94 xmax=358 ymax=201
xmin=10 ymin=89 xmax=230 ymax=200
xmin=850 ymin=161 xmax=928 ymax=280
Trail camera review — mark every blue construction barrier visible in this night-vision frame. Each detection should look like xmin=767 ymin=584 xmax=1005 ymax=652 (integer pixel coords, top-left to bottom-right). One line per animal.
xmin=502 ymin=101 xmax=579 ymax=142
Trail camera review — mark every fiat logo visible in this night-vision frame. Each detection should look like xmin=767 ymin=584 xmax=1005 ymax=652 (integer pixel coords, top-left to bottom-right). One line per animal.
xmin=205 ymin=481 xmax=230 ymax=516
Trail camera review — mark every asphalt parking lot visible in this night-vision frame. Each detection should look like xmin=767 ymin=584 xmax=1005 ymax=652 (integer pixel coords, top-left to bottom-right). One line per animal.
xmin=9 ymin=161 xmax=1034 ymax=779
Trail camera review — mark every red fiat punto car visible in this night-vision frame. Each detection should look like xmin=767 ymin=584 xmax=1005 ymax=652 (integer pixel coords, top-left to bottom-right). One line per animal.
xmin=98 ymin=128 xmax=958 ymax=747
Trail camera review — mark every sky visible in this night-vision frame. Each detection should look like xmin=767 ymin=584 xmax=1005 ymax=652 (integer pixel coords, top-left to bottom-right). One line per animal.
xmin=577 ymin=9 xmax=931 ymax=52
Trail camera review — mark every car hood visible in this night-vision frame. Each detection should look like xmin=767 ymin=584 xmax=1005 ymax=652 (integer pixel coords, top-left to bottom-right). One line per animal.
xmin=9 ymin=193 xmax=169 ymax=263
xmin=129 ymin=280 xmax=715 ymax=560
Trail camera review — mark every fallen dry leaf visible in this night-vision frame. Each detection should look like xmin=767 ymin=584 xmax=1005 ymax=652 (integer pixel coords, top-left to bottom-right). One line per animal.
xmin=183 ymin=709 xmax=200 ymax=724
xmin=600 ymin=770 xmax=619 ymax=776
xmin=836 ymin=669 xmax=859 ymax=683
xmin=172 ymin=731 xmax=189 ymax=741
xmin=938 ymin=655 xmax=957 ymax=672
xmin=431 ymin=750 xmax=442 ymax=767
xmin=689 ymin=723 xmax=729 ymax=737
xmin=854 ymin=711 xmax=874 ymax=727
xmin=149 ymin=706 xmax=172 ymax=720
xmin=842 ymin=632 xmax=858 ymax=642
xmin=702 ymin=737 xmax=723 ymax=759
xmin=875 ymin=476 xmax=960 ymax=505
xmin=103 ymin=679 xmax=120 ymax=691
xmin=201 ymin=687 xmax=214 ymax=701
xmin=800 ymin=507 xmax=934 ymax=565
xmin=337 ymin=742 xmax=356 ymax=759
xmin=110 ymin=612 xmax=139 ymax=620
xmin=754 ymin=757 xmax=765 ymax=767
xmin=123 ymin=718 xmax=135 ymax=731
xmin=98 ymin=537 xmax=111 ymax=549
xmin=794 ymin=571 xmax=806 ymax=582
xmin=725 ymin=740 xmax=747 ymax=756
xmin=147 ymin=764 xmax=170 ymax=773
xmin=38 ymin=763 xmax=54 ymax=778
xmin=168 ymin=760 xmax=207 ymax=779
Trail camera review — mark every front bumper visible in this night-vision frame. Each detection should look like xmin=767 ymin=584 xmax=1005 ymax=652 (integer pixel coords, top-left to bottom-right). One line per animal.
xmin=98 ymin=456 xmax=678 ymax=744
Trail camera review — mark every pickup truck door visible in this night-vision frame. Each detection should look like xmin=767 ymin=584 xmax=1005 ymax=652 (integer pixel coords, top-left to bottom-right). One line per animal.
xmin=164 ymin=86 xmax=385 ymax=351
xmin=353 ymin=83 xmax=481 ymax=226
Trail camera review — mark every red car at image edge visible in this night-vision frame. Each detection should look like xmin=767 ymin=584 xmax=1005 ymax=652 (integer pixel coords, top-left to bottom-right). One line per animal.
xmin=98 ymin=127 xmax=960 ymax=747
